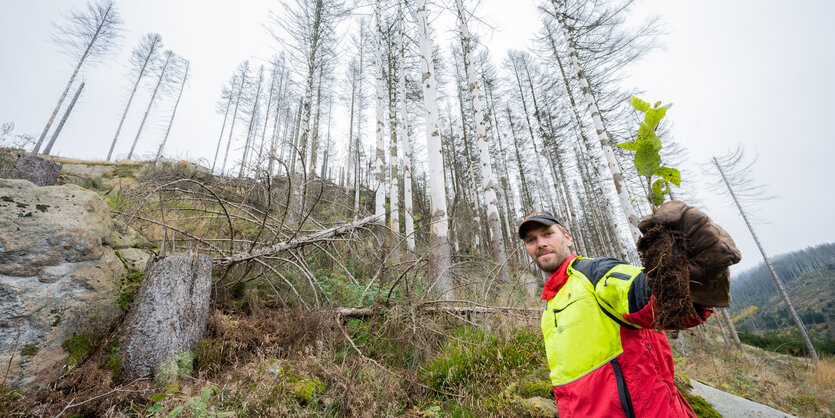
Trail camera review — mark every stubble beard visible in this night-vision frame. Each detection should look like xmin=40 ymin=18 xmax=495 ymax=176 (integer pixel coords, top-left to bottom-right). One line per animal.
xmin=536 ymin=246 xmax=571 ymax=275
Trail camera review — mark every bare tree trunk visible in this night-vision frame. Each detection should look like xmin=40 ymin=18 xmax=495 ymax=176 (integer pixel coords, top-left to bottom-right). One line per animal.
xmin=212 ymin=92 xmax=233 ymax=173
xmin=222 ymin=66 xmax=248 ymax=175
xmin=720 ymin=307 xmax=746 ymax=354
xmin=267 ymin=56 xmax=287 ymax=177
xmin=309 ymin=66 xmax=324 ymax=177
xmin=416 ymin=0 xmax=453 ymax=298
xmin=121 ymin=253 xmax=212 ymax=380
xmin=373 ymin=0 xmax=388 ymax=256
xmin=128 ymin=51 xmax=173 ymax=160
xmin=455 ymin=0 xmax=509 ymax=285
xmin=714 ymin=157 xmax=817 ymax=363
xmin=238 ymin=66 xmax=265 ymax=180
xmin=395 ymin=5 xmax=415 ymax=255
xmin=108 ymin=33 xmax=161 ymax=161
xmin=387 ymin=42 xmax=401 ymax=264
xmin=155 ymin=60 xmax=189 ymax=165
xmin=43 ymin=81 xmax=85 ymax=156
xmin=506 ymin=107 xmax=534 ymax=212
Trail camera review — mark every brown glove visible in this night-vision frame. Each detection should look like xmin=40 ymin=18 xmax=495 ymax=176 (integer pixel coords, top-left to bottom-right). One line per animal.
xmin=638 ymin=200 xmax=741 ymax=307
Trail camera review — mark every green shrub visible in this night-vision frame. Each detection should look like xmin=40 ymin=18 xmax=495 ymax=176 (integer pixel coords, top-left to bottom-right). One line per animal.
xmin=421 ymin=327 xmax=544 ymax=392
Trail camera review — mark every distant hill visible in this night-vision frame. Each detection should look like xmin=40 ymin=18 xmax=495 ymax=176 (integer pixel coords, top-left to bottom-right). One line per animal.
xmin=728 ymin=242 xmax=835 ymax=340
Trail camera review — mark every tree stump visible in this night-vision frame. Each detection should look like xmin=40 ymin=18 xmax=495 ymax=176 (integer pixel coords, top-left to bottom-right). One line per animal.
xmin=120 ymin=253 xmax=212 ymax=380
xmin=11 ymin=154 xmax=62 ymax=186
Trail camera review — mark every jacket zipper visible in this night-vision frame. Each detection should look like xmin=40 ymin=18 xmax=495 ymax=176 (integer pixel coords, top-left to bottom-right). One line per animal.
xmin=611 ymin=358 xmax=636 ymax=418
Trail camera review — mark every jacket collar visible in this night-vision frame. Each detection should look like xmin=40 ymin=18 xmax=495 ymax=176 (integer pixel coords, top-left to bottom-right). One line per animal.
xmin=541 ymin=254 xmax=579 ymax=301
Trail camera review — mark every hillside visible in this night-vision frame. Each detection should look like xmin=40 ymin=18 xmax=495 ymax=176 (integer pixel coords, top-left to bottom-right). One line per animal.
xmin=728 ymin=244 xmax=835 ymax=352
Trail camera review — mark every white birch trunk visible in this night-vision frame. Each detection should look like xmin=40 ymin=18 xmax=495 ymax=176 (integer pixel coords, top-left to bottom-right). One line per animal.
xmin=416 ymin=0 xmax=453 ymax=297
xmin=211 ymin=92 xmax=233 ymax=173
xmin=554 ymin=12 xmax=641 ymax=248
xmin=374 ymin=0 xmax=387 ymax=243
xmin=455 ymin=0 xmax=509 ymax=284
xmin=398 ymin=0 xmax=416 ymax=254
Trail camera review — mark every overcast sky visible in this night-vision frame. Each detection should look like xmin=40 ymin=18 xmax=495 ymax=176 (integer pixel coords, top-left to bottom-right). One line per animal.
xmin=1 ymin=0 xmax=833 ymax=274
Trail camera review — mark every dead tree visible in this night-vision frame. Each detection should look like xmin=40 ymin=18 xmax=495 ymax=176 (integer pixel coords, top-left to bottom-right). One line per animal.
xmin=108 ymin=33 xmax=162 ymax=161
xmin=712 ymin=148 xmax=818 ymax=363
xmin=42 ymin=81 xmax=85 ymax=155
xmin=33 ymin=0 xmax=122 ymax=154
xmin=155 ymin=59 xmax=189 ymax=165
xmin=127 ymin=50 xmax=175 ymax=160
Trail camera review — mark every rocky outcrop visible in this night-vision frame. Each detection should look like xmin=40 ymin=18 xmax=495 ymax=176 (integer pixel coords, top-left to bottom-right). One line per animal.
xmin=0 ymin=179 xmax=126 ymax=389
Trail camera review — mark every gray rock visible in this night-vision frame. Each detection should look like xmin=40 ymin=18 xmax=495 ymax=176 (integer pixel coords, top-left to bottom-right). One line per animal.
xmin=118 ymin=248 xmax=151 ymax=272
xmin=0 ymin=180 xmax=114 ymax=277
xmin=121 ymin=253 xmax=212 ymax=380
xmin=6 ymin=154 xmax=62 ymax=186
xmin=689 ymin=379 xmax=796 ymax=417
xmin=61 ymin=163 xmax=115 ymax=179
xmin=0 ymin=179 xmax=125 ymax=389
xmin=107 ymin=218 xmax=150 ymax=249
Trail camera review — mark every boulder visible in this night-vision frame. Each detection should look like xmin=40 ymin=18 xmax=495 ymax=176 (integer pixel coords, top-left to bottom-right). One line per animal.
xmin=120 ymin=253 xmax=212 ymax=380
xmin=0 ymin=179 xmax=125 ymax=389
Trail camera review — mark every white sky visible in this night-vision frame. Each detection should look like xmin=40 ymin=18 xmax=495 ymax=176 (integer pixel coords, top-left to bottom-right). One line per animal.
xmin=1 ymin=0 xmax=834 ymax=274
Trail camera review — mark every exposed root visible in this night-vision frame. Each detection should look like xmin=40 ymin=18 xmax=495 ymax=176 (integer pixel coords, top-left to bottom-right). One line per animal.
xmin=637 ymin=225 xmax=696 ymax=329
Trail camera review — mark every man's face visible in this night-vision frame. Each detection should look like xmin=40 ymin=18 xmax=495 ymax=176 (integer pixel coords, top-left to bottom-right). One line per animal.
xmin=523 ymin=224 xmax=573 ymax=274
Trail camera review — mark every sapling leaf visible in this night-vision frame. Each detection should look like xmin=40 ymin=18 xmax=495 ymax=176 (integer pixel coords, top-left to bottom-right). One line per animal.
xmin=617 ymin=141 xmax=640 ymax=151
xmin=148 ymin=404 xmax=163 ymax=413
xmin=656 ymin=167 xmax=681 ymax=187
xmin=152 ymin=393 xmax=168 ymax=402
xmin=631 ymin=96 xmax=651 ymax=112
xmin=652 ymin=179 xmax=669 ymax=206
xmin=169 ymin=405 xmax=184 ymax=417
xmin=634 ymin=142 xmax=661 ymax=177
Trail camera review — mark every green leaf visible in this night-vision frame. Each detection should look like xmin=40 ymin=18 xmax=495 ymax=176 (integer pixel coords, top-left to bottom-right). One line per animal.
xmin=656 ymin=167 xmax=681 ymax=187
xmin=152 ymin=393 xmax=168 ymax=402
xmin=201 ymin=386 xmax=213 ymax=403
xmin=148 ymin=404 xmax=163 ymax=413
xmin=634 ymin=142 xmax=661 ymax=177
xmin=617 ymin=141 xmax=640 ymax=151
xmin=631 ymin=96 xmax=651 ymax=112
xmin=644 ymin=107 xmax=669 ymax=131
xmin=652 ymin=179 xmax=669 ymax=206
xmin=169 ymin=406 xmax=185 ymax=417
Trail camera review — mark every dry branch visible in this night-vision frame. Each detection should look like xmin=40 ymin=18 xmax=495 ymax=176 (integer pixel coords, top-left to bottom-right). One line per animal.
xmin=214 ymin=214 xmax=383 ymax=266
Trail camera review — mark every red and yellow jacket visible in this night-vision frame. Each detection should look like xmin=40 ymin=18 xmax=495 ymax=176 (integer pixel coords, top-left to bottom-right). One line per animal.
xmin=541 ymin=254 xmax=712 ymax=418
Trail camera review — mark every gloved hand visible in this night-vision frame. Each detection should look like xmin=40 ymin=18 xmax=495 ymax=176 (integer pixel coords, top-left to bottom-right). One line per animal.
xmin=638 ymin=200 xmax=741 ymax=307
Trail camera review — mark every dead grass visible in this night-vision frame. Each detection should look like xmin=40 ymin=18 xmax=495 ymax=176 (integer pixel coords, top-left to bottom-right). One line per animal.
xmin=675 ymin=326 xmax=835 ymax=417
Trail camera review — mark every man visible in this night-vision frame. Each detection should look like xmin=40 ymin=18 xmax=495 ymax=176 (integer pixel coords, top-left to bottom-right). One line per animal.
xmin=519 ymin=203 xmax=740 ymax=418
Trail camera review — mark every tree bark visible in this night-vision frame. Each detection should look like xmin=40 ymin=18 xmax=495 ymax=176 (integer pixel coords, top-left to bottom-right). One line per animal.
xmin=120 ymin=253 xmax=212 ymax=380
